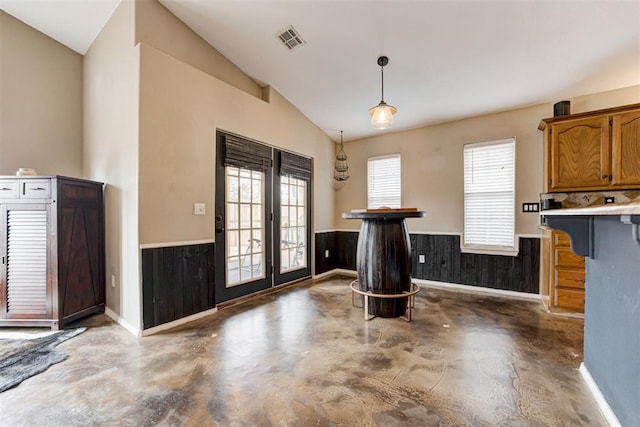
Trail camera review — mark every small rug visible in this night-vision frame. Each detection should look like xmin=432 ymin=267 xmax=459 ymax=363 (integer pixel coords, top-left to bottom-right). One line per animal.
xmin=0 ymin=327 xmax=86 ymax=392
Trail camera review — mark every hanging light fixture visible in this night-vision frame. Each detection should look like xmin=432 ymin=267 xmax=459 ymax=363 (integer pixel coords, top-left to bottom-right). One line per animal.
xmin=334 ymin=130 xmax=349 ymax=181
xmin=368 ymin=56 xmax=397 ymax=129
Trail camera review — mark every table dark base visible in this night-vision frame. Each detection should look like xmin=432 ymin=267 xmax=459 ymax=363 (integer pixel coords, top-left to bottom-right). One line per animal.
xmin=359 ymin=289 xmax=408 ymax=317
xmin=356 ymin=219 xmax=413 ymax=318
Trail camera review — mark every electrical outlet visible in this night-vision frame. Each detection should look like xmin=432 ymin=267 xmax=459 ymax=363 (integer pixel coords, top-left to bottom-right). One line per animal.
xmin=605 ymin=196 xmax=615 ymax=204
xmin=194 ymin=203 xmax=206 ymax=215
xmin=325 ymin=250 xmax=330 ymax=258
xmin=111 ymin=274 xmax=116 ymax=288
xmin=419 ymin=254 xmax=425 ymax=264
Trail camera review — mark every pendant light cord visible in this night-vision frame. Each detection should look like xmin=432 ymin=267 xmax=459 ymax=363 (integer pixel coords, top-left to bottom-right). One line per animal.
xmin=380 ymin=65 xmax=385 ymax=103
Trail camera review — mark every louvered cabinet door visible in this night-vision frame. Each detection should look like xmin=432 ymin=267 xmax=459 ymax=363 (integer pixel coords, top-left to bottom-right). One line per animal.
xmin=0 ymin=204 xmax=51 ymax=319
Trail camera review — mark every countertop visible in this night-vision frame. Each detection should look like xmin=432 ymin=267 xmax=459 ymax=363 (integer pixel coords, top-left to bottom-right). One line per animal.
xmin=343 ymin=208 xmax=425 ymax=220
xmin=541 ymin=201 xmax=640 ymax=216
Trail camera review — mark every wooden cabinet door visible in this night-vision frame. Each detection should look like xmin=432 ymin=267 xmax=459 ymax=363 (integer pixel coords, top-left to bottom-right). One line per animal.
xmin=549 ymin=230 xmax=585 ymax=313
xmin=611 ymin=109 xmax=640 ymax=186
xmin=58 ymin=180 xmax=105 ymax=319
xmin=0 ymin=203 xmax=52 ymax=319
xmin=549 ymin=116 xmax=610 ymax=190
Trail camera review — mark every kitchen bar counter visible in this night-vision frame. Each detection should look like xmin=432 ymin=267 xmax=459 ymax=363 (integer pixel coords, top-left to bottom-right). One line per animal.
xmin=541 ymin=200 xmax=640 ymax=216
xmin=541 ymin=203 xmax=639 ymax=425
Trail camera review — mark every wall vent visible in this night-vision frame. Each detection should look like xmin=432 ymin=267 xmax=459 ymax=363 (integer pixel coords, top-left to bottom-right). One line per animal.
xmin=275 ymin=26 xmax=306 ymax=51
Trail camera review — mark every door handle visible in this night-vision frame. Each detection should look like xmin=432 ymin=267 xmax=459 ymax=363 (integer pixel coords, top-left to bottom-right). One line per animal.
xmin=216 ymin=226 xmax=225 ymax=233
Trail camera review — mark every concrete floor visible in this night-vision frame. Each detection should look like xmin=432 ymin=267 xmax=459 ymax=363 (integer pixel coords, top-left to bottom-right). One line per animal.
xmin=0 ymin=277 xmax=605 ymax=426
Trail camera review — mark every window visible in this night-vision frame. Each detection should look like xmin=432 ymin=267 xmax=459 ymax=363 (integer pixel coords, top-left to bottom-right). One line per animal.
xmin=463 ymin=138 xmax=515 ymax=254
xmin=367 ymin=154 xmax=401 ymax=209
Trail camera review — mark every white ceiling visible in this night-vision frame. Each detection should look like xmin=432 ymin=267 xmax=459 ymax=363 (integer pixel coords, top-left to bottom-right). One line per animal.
xmin=2 ymin=0 xmax=639 ymax=142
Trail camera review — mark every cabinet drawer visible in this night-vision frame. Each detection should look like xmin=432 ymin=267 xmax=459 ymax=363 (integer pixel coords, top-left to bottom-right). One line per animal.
xmin=554 ymin=231 xmax=571 ymax=247
xmin=556 ymin=288 xmax=585 ymax=312
xmin=20 ymin=179 xmax=51 ymax=199
xmin=556 ymin=268 xmax=585 ymax=289
xmin=556 ymin=248 xmax=585 ymax=268
xmin=0 ymin=180 xmax=19 ymax=199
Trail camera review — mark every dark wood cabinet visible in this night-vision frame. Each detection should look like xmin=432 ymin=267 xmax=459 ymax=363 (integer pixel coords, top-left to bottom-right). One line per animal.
xmin=0 ymin=176 xmax=105 ymax=329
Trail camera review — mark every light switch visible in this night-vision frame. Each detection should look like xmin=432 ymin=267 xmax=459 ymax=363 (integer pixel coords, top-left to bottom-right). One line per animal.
xmin=419 ymin=254 xmax=425 ymax=264
xmin=194 ymin=203 xmax=206 ymax=215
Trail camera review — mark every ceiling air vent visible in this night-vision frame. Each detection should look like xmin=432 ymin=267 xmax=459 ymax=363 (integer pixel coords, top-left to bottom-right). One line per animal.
xmin=276 ymin=26 xmax=306 ymax=51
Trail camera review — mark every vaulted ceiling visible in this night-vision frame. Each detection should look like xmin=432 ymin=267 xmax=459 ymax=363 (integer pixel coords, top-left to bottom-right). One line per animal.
xmin=2 ymin=0 xmax=639 ymax=141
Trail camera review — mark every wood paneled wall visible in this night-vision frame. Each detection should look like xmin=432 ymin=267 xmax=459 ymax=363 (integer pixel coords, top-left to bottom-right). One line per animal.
xmin=141 ymin=243 xmax=215 ymax=329
xmin=315 ymin=231 xmax=540 ymax=294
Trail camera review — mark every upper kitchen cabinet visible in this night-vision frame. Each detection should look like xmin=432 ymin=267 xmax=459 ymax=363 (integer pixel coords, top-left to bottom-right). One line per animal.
xmin=611 ymin=109 xmax=640 ymax=186
xmin=540 ymin=103 xmax=640 ymax=192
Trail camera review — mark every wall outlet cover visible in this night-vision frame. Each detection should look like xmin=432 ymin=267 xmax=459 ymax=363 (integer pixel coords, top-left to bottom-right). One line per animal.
xmin=194 ymin=203 xmax=206 ymax=215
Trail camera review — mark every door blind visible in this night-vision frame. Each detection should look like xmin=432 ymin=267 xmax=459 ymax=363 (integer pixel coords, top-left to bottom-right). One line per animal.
xmin=224 ymin=134 xmax=271 ymax=172
xmin=279 ymin=151 xmax=312 ymax=180
xmin=463 ymin=139 xmax=515 ymax=250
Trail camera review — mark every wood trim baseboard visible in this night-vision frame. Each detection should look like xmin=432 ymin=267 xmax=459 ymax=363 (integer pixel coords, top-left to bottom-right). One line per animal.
xmin=105 ymin=307 xmax=141 ymax=337
xmin=313 ymin=269 xmax=540 ymax=301
xmin=141 ymin=307 xmax=219 ymax=336
xmin=578 ymin=363 xmax=621 ymax=427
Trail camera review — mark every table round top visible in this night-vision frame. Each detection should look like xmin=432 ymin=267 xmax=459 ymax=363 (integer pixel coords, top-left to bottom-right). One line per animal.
xmin=342 ymin=210 xmax=425 ymax=220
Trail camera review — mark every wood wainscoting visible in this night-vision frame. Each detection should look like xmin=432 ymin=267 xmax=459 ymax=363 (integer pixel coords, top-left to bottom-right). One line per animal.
xmin=141 ymin=242 xmax=215 ymax=329
xmin=315 ymin=231 xmax=540 ymax=294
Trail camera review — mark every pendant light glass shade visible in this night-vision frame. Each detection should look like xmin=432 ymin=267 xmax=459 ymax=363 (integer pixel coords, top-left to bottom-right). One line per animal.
xmin=334 ymin=131 xmax=349 ymax=181
xmin=369 ymin=102 xmax=397 ymax=129
xmin=369 ymin=56 xmax=397 ymax=129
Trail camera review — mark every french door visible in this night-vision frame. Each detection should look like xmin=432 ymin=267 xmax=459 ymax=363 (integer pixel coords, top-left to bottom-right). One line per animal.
xmin=214 ymin=131 xmax=311 ymax=303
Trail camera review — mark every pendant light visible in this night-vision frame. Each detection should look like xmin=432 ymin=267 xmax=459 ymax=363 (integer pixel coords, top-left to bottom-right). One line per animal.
xmin=368 ymin=56 xmax=397 ymax=129
xmin=334 ymin=130 xmax=349 ymax=181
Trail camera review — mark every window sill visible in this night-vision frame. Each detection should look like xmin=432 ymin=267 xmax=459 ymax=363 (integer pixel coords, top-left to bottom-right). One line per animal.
xmin=460 ymin=245 xmax=519 ymax=257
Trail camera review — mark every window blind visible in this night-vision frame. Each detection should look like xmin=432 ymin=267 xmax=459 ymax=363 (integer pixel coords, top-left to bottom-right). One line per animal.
xmin=279 ymin=151 xmax=312 ymax=180
xmin=463 ymin=139 xmax=515 ymax=250
xmin=224 ymin=134 xmax=271 ymax=172
xmin=367 ymin=154 xmax=401 ymax=209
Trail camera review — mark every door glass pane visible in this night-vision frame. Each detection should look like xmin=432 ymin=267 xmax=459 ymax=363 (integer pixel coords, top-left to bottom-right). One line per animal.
xmin=240 ymin=177 xmax=251 ymax=203
xmin=226 ymin=166 xmax=265 ymax=287
xmin=227 ymin=230 xmax=239 ymax=257
xmin=227 ymin=174 xmax=238 ymax=203
xmin=280 ymin=176 xmax=307 ymax=273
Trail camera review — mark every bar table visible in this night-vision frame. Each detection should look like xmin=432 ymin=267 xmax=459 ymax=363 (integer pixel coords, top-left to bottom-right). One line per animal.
xmin=342 ymin=208 xmax=425 ymax=318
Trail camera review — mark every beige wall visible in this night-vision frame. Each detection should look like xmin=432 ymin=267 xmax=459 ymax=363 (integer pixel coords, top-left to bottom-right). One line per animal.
xmin=135 ymin=0 xmax=262 ymax=100
xmin=83 ymin=1 xmax=141 ymax=331
xmin=81 ymin=0 xmax=335 ymax=333
xmin=334 ymin=85 xmax=640 ymax=236
xmin=138 ymin=44 xmax=335 ymax=244
xmin=0 ymin=11 xmax=83 ymax=176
